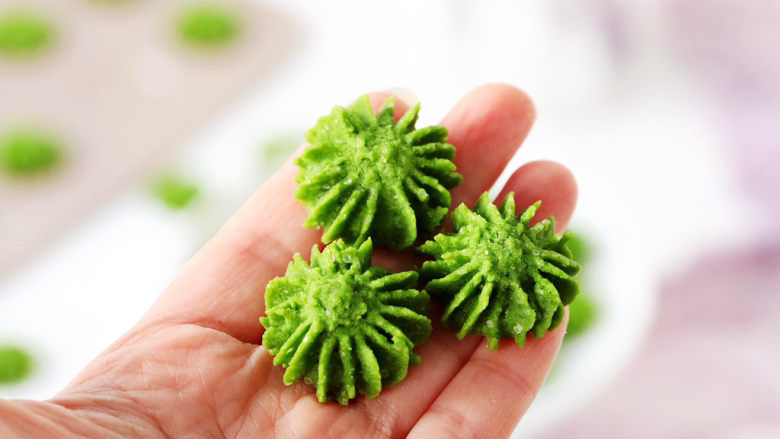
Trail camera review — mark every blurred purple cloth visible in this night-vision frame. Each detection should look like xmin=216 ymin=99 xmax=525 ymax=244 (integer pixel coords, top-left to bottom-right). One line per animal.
xmin=539 ymin=2 xmax=780 ymax=436
xmin=666 ymin=0 xmax=780 ymax=233
xmin=541 ymin=244 xmax=780 ymax=438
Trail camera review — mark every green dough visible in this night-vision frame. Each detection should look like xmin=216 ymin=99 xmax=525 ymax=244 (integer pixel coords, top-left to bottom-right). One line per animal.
xmin=0 ymin=11 xmax=53 ymax=57
xmin=153 ymin=174 xmax=199 ymax=209
xmin=0 ymin=346 xmax=33 ymax=384
xmin=566 ymin=291 xmax=597 ymax=338
xmin=295 ymin=95 xmax=463 ymax=250
xmin=0 ymin=129 xmax=63 ymax=178
xmin=260 ymin=239 xmax=432 ymax=404
xmin=419 ymin=192 xmax=580 ymax=350
xmin=177 ymin=4 xmax=240 ymax=48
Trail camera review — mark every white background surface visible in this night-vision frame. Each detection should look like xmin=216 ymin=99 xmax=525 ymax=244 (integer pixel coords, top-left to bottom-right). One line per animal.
xmin=0 ymin=0 xmax=761 ymax=435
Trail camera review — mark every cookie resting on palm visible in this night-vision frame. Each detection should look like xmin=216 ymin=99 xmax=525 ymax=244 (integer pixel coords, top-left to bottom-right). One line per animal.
xmin=260 ymin=239 xmax=432 ymax=404
xmin=419 ymin=192 xmax=580 ymax=350
xmin=294 ymin=95 xmax=463 ymax=250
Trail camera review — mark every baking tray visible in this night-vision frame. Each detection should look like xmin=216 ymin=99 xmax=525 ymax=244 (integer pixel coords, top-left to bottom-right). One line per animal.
xmin=0 ymin=0 xmax=295 ymax=278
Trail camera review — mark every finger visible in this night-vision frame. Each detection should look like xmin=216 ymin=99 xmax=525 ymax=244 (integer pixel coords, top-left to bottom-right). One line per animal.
xmin=141 ymin=93 xmax=409 ymax=342
xmin=497 ymin=160 xmax=578 ymax=228
xmin=407 ymin=314 xmax=568 ymax=439
xmin=272 ymin=161 xmax=577 ymax=437
xmin=445 ymin=83 xmax=536 ymax=207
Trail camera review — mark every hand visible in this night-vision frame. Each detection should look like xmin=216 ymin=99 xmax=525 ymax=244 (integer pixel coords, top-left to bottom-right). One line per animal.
xmin=0 ymin=84 xmax=577 ymax=439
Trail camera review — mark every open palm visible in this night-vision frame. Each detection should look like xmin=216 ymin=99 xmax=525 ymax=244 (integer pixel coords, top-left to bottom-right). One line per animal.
xmin=0 ymin=84 xmax=578 ymax=439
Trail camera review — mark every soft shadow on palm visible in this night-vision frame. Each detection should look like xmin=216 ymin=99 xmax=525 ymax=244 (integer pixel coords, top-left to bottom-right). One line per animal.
xmin=4 ymin=85 xmax=577 ymax=439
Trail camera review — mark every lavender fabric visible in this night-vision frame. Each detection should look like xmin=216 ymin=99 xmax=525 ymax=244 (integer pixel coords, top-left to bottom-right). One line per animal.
xmin=665 ymin=0 xmax=780 ymax=233
xmin=541 ymin=243 xmax=780 ymax=438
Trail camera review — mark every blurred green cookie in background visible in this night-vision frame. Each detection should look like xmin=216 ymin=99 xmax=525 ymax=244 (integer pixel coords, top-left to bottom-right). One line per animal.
xmin=153 ymin=173 xmax=200 ymax=210
xmin=177 ymin=4 xmax=240 ymax=49
xmin=566 ymin=292 xmax=598 ymax=339
xmin=0 ymin=346 xmax=34 ymax=385
xmin=260 ymin=133 xmax=301 ymax=171
xmin=0 ymin=11 xmax=54 ymax=58
xmin=565 ymin=232 xmax=591 ymax=266
xmin=0 ymin=129 xmax=64 ymax=179
xmin=563 ymin=230 xmax=598 ymax=340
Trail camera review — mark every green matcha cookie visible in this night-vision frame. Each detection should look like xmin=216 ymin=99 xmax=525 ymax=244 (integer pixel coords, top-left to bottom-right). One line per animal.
xmin=295 ymin=95 xmax=463 ymax=250
xmin=0 ymin=346 xmax=33 ymax=384
xmin=0 ymin=129 xmax=63 ymax=178
xmin=152 ymin=173 xmax=199 ymax=210
xmin=562 ymin=231 xmax=598 ymax=339
xmin=0 ymin=11 xmax=53 ymax=58
xmin=419 ymin=192 xmax=579 ymax=350
xmin=566 ymin=291 xmax=597 ymax=338
xmin=260 ymin=132 xmax=301 ymax=170
xmin=260 ymin=239 xmax=432 ymax=404
xmin=177 ymin=4 xmax=240 ymax=49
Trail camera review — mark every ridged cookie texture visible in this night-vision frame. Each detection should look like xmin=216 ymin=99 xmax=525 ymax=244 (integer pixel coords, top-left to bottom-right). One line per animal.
xmin=419 ymin=192 xmax=580 ymax=350
xmin=260 ymin=239 xmax=432 ymax=404
xmin=295 ymin=95 xmax=463 ymax=250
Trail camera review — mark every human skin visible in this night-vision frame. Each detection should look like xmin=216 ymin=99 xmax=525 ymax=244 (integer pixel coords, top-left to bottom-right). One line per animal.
xmin=0 ymin=84 xmax=578 ymax=439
